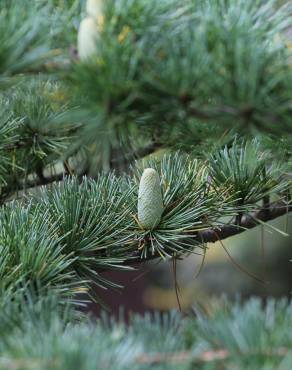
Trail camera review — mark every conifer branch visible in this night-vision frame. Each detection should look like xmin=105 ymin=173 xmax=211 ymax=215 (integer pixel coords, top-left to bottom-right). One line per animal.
xmin=199 ymin=201 xmax=291 ymax=244
xmin=124 ymin=201 xmax=291 ymax=266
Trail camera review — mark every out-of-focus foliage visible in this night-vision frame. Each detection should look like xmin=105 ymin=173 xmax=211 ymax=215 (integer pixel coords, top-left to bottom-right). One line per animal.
xmin=65 ymin=0 xmax=292 ymax=161
xmin=0 ymin=295 xmax=292 ymax=370
xmin=0 ymin=0 xmax=291 ymax=172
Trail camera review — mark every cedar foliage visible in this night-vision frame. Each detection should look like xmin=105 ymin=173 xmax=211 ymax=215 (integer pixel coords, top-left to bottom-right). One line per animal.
xmin=0 ymin=0 xmax=291 ymax=368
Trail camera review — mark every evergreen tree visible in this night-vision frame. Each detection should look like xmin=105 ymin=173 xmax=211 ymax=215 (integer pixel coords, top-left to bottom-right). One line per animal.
xmin=0 ymin=0 xmax=291 ymax=368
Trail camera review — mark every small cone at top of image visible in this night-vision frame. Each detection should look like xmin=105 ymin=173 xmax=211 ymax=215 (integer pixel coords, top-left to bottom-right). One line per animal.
xmin=86 ymin=0 xmax=103 ymax=19
xmin=77 ymin=0 xmax=103 ymax=60
xmin=77 ymin=18 xmax=99 ymax=60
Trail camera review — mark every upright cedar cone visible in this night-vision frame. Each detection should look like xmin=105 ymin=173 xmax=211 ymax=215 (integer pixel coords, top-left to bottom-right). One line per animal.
xmin=77 ymin=17 xmax=98 ymax=60
xmin=86 ymin=0 xmax=103 ymax=19
xmin=77 ymin=0 xmax=104 ymax=61
xmin=138 ymin=168 xmax=164 ymax=230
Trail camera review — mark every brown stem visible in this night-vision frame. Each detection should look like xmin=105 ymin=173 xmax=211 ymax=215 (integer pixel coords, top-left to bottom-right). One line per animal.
xmin=0 ymin=169 xmax=89 ymax=205
xmin=199 ymin=200 xmax=290 ymax=244
xmin=263 ymin=195 xmax=270 ymax=214
xmin=125 ymin=200 xmax=291 ymax=267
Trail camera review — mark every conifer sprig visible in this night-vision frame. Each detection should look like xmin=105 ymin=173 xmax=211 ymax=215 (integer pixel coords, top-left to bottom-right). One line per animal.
xmin=208 ymin=139 xmax=288 ymax=208
xmin=130 ymin=153 xmax=236 ymax=259
xmin=0 ymin=149 xmax=289 ymax=304
xmin=0 ymin=203 xmax=83 ymax=304
xmin=35 ymin=174 xmax=136 ymax=292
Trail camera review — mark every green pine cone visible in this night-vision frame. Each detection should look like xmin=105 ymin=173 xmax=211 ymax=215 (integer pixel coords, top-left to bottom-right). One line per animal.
xmin=138 ymin=168 xmax=164 ymax=230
